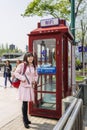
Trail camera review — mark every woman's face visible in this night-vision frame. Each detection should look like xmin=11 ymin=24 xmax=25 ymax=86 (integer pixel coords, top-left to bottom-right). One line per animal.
xmin=16 ymin=60 xmax=20 ymax=65
xmin=27 ymin=56 xmax=34 ymax=64
xmin=6 ymin=61 xmax=9 ymax=65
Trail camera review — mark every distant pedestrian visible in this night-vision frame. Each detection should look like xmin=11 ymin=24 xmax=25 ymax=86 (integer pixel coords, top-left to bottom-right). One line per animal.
xmin=13 ymin=60 xmax=21 ymax=72
xmin=12 ymin=60 xmax=22 ymax=82
xmin=3 ymin=60 xmax=12 ymax=88
xmin=14 ymin=52 xmax=38 ymax=128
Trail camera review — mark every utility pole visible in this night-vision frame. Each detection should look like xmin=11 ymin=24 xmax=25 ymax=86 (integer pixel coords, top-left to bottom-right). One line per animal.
xmin=71 ymin=0 xmax=75 ymax=43
xmin=70 ymin=0 xmax=76 ymax=95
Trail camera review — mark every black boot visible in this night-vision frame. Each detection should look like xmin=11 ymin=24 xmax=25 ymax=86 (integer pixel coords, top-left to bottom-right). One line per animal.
xmin=27 ymin=119 xmax=31 ymax=124
xmin=24 ymin=123 xmax=30 ymax=129
xmin=22 ymin=101 xmax=30 ymax=128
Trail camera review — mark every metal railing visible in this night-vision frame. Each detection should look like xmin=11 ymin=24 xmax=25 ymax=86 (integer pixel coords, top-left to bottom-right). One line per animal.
xmin=53 ymin=99 xmax=83 ymax=130
xmin=76 ymin=86 xmax=83 ymax=98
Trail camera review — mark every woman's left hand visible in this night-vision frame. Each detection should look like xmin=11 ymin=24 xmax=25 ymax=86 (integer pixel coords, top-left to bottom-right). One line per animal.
xmin=32 ymin=81 xmax=37 ymax=88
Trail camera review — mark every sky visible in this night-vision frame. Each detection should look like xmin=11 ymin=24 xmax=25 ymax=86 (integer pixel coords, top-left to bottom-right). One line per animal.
xmin=0 ymin=0 xmax=49 ymax=51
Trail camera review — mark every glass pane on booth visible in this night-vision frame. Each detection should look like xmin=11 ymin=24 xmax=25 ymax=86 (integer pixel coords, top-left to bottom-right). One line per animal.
xmin=36 ymin=92 xmax=56 ymax=110
xmin=33 ymin=39 xmax=56 ymax=66
xmin=33 ymin=39 xmax=56 ymax=110
xmin=36 ymin=75 xmax=56 ymax=92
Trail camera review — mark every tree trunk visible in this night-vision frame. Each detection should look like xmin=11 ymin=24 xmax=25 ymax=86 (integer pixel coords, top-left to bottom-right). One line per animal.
xmin=81 ymin=20 xmax=85 ymax=76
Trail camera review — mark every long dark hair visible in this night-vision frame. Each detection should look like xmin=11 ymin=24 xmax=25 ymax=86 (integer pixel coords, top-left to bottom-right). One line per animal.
xmin=23 ymin=52 xmax=36 ymax=69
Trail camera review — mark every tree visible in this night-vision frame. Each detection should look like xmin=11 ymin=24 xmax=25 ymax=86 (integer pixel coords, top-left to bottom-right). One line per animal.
xmin=75 ymin=0 xmax=86 ymax=18
xmin=81 ymin=20 xmax=87 ymax=75
xmin=75 ymin=0 xmax=87 ymax=68
xmin=22 ymin=0 xmax=70 ymax=20
xmin=0 ymin=44 xmax=23 ymax=57
xmin=75 ymin=18 xmax=87 ymax=75
xmin=23 ymin=0 xmax=87 ymax=21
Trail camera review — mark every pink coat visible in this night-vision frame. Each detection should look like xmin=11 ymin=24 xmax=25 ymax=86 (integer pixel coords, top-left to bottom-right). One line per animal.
xmin=14 ymin=63 xmax=38 ymax=102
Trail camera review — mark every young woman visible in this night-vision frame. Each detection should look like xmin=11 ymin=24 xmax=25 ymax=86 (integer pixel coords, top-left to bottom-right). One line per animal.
xmin=3 ymin=60 xmax=12 ymax=88
xmin=14 ymin=52 xmax=38 ymax=128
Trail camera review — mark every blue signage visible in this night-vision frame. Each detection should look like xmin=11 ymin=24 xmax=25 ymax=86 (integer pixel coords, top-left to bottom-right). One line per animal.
xmin=84 ymin=47 xmax=87 ymax=52
xmin=78 ymin=46 xmax=87 ymax=52
xmin=41 ymin=50 xmax=47 ymax=56
xmin=37 ymin=67 xmax=56 ymax=74
xmin=78 ymin=46 xmax=82 ymax=52
xmin=40 ymin=50 xmax=48 ymax=60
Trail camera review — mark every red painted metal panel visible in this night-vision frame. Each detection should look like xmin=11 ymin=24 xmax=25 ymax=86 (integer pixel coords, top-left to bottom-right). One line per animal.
xmin=56 ymin=36 xmax=63 ymax=117
xmin=63 ymin=36 xmax=68 ymax=97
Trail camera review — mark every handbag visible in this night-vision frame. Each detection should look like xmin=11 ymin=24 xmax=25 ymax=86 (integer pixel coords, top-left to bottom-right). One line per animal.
xmin=12 ymin=63 xmax=27 ymax=88
xmin=11 ymin=78 xmax=20 ymax=88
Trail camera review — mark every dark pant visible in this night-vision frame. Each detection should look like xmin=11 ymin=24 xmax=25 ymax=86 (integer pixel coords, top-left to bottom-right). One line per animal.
xmin=22 ymin=101 xmax=29 ymax=124
xmin=4 ymin=73 xmax=12 ymax=86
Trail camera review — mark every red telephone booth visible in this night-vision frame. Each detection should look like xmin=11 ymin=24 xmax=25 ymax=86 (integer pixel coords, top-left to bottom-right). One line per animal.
xmin=28 ymin=18 xmax=74 ymax=119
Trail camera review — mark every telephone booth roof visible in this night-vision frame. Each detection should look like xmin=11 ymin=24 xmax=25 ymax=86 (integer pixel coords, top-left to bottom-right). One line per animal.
xmin=28 ymin=19 xmax=74 ymax=41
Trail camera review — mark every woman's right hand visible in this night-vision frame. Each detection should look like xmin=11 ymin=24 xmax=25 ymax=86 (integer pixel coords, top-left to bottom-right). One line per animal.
xmin=21 ymin=80 xmax=26 ymax=83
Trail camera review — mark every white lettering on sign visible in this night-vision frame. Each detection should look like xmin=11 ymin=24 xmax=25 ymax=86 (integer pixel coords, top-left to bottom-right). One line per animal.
xmin=40 ymin=18 xmax=59 ymax=27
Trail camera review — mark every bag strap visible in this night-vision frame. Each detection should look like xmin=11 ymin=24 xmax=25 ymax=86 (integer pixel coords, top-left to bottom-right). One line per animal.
xmin=23 ymin=63 xmax=30 ymax=84
xmin=23 ymin=63 xmax=27 ymax=75
xmin=25 ymin=74 xmax=30 ymax=84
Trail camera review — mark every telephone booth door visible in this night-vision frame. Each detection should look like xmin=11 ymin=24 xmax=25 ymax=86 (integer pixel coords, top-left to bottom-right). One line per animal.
xmin=28 ymin=18 xmax=73 ymax=119
xmin=34 ymin=39 xmax=56 ymax=108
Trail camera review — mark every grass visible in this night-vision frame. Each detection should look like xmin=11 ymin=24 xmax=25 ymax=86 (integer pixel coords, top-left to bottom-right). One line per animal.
xmin=76 ymin=76 xmax=85 ymax=81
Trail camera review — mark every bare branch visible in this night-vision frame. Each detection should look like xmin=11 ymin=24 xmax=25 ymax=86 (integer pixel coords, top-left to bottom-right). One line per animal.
xmin=75 ymin=0 xmax=83 ymax=18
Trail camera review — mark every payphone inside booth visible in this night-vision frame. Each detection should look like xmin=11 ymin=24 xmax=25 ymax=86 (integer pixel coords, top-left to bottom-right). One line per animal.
xmin=28 ymin=18 xmax=74 ymax=119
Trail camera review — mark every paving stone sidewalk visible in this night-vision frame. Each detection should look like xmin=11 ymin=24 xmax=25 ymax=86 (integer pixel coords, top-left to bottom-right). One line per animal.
xmin=0 ymin=77 xmax=57 ymax=130
xmin=0 ymin=115 xmax=57 ymax=130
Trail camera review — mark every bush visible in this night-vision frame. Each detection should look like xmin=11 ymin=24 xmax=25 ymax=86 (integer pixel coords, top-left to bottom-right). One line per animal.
xmin=75 ymin=59 xmax=82 ymax=70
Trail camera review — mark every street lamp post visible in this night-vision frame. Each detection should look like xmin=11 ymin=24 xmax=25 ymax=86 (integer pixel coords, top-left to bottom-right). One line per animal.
xmin=71 ymin=0 xmax=75 ymax=43
xmin=70 ymin=0 xmax=76 ymax=95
